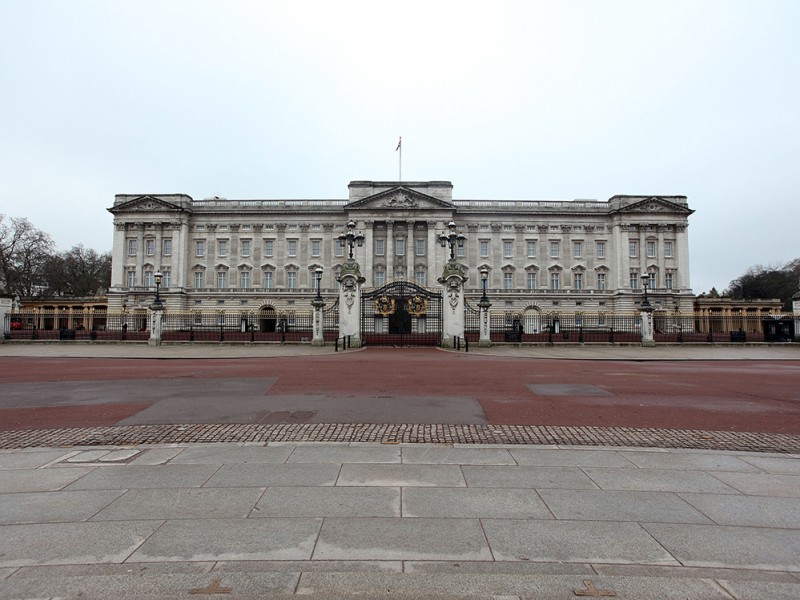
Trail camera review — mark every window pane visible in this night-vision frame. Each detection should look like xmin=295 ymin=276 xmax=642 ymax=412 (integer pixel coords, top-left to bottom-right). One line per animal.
xmin=264 ymin=240 xmax=274 ymax=257
xmin=480 ymin=240 xmax=489 ymax=258
xmin=503 ymin=241 xmax=513 ymax=258
xmin=195 ymin=241 xmax=204 ymax=257
xmin=550 ymin=272 xmax=560 ymax=289
xmin=629 ymin=241 xmax=638 ymax=257
xmin=218 ymin=241 xmax=227 ymax=256
xmin=573 ymin=242 xmax=582 ymax=257
xmin=550 ymin=241 xmax=559 ymax=257
xmin=194 ymin=272 xmax=203 ymax=288
xmin=163 ymin=239 xmax=172 ymax=256
xmin=396 ymin=238 xmax=405 ymax=256
xmin=287 ymin=240 xmax=297 ymax=257
xmin=527 ymin=272 xmax=537 ymax=289
xmin=240 ymin=271 xmax=250 ymax=288
xmin=375 ymin=239 xmax=385 ymax=256
xmin=241 ymin=240 xmax=250 ymax=256
xmin=264 ymin=271 xmax=273 ymax=289
xmin=596 ymin=241 xmax=605 ymax=258
xmin=287 ymin=272 xmax=296 ymax=288
xmin=311 ymin=240 xmax=321 ymax=256
xmin=527 ymin=241 xmax=536 ymax=257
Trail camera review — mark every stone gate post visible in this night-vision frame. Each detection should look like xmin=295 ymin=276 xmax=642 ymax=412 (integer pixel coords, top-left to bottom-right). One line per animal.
xmin=337 ymin=258 xmax=365 ymax=347
xmin=148 ymin=304 xmax=164 ymax=346
xmin=640 ymin=306 xmax=655 ymax=347
xmin=439 ymin=260 xmax=467 ymax=348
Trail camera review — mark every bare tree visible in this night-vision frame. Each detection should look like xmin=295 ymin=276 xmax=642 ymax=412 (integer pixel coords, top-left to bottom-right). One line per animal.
xmin=0 ymin=214 xmax=55 ymax=297
xmin=43 ymin=245 xmax=112 ymax=297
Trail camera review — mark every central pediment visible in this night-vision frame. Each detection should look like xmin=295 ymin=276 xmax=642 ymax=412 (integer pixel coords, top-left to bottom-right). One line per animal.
xmin=346 ymin=186 xmax=455 ymax=211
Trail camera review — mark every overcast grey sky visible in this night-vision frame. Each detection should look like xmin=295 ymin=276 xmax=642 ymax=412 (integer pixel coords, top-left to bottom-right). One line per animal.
xmin=1 ymin=0 xmax=798 ymax=295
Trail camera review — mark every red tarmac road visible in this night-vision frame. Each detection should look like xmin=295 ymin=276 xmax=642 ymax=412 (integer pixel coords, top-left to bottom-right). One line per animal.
xmin=1 ymin=349 xmax=798 ymax=434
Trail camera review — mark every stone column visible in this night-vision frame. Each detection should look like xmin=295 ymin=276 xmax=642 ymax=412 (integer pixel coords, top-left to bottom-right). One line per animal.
xmin=386 ymin=221 xmax=394 ymax=280
xmin=337 ymin=258 xmax=366 ymax=347
xmin=640 ymin=306 xmax=655 ymax=347
xmin=148 ymin=303 xmax=164 ymax=346
xmin=439 ymin=260 xmax=468 ymax=348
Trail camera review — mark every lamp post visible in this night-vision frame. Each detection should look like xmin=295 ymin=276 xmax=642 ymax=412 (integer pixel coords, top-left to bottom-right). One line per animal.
xmin=479 ymin=267 xmax=490 ymax=304
xmin=338 ymin=220 xmax=365 ymax=260
xmin=153 ymin=271 xmax=163 ymax=308
xmin=477 ymin=267 xmax=492 ymax=347
xmin=439 ymin=221 xmax=466 ymax=261
xmin=314 ymin=267 xmax=323 ymax=300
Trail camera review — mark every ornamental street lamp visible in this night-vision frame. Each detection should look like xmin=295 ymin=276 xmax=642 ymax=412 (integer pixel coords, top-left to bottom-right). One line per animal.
xmin=314 ymin=267 xmax=323 ymax=300
xmin=479 ymin=267 xmax=490 ymax=304
xmin=641 ymin=272 xmax=651 ymax=308
xmin=439 ymin=221 xmax=466 ymax=261
xmin=338 ymin=220 xmax=365 ymax=260
xmin=152 ymin=271 xmax=163 ymax=310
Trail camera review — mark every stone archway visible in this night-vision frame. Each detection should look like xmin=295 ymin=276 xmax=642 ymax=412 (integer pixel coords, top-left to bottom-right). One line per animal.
xmin=258 ymin=305 xmax=277 ymax=333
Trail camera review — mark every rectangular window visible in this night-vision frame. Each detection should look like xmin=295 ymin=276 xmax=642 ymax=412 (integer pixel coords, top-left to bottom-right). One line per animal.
xmin=526 ymin=240 xmax=536 ymax=258
xmin=574 ymin=273 xmax=583 ymax=290
xmin=218 ymin=240 xmax=228 ymax=256
xmin=503 ymin=240 xmax=513 ymax=258
xmin=573 ymin=241 xmax=582 ymax=258
xmin=161 ymin=270 xmax=171 ymax=289
xmin=334 ymin=239 xmax=344 ymax=257
xmin=163 ymin=239 xmax=172 ymax=256
xmin=598 ymin=313 xmax=607 ymax=327
xmin=415 ymin=270 xmax=426 ymax=286
xmin=479 ymin=240 xmax=490 ymax=258
xmin=240 ymin=271 xmax=250 ymax=289
xmin=311 ymin=240 xmax=321 ymax=257
xmin=264 ymin=271 xmax=273 ymax=289
xmin=596 ymin=241 xmax=606 ymax=259
xmin=646 ymin=240 xmax=656 ymax=258
xmin=144 ymin=270 xmax=154 ymax=287
xmin=527 ymin=272 xmax=537 ymax=290
xmin=287 ymin=240 xmax=297 ymax=257
xmin=241 ymin=240 xmax=251 ymax=257
xmin=217 ymin=271 xmax=227 ymax=289
xmin=287 ymin=271 xmax=297 ymax=289
xmin=264 ymin=240 xmax=274 ymax=257
xmin=416 ymin=239 xmax=425 ymax=256
xmin=550 ymin=272 xmax=560 ymax=289
xmin=375 ymin=271 xmax=385 ymax=286
xmin=664 ymin=240 xmax=673 ymax=257
xmin=630 ymin=272 xmax=639 ymax=289
xmin=503 ymin=272 xmax=513 ymax=289
xmin=665 ymin=272 xmax=674 ymax=289
xmin=456 ymin=241 xmax=465 ymax=258
xmin=195 ymin=241 xmax=205 ymax=257
xmin=597 ymin=272 xmax=606 ymax=290
xmin=128 ymin=239 xmax=137 ymax=256
xmin=145 ymin=239 xmax=155 ymax=256
xmin=375 ymin=239 xmax=385 ymax=256
xmin=194 ymin=271 xmax=203 ymax=288
xmin=396 ymin=238 xmax=405 ymax=256
xmin=127 ymin=270 xmax=136 ymax=287
xmin=550 ymin=241 xmax=559 ymax=258
xmin=629 ymin=240 xmax=638 ymax=258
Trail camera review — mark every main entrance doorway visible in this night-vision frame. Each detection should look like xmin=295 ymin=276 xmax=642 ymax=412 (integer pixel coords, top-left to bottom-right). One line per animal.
xmin=361 ymin=280 xmax=443 ymax=346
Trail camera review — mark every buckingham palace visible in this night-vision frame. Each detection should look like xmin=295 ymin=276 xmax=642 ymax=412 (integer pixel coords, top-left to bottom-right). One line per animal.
xmin=107 ymin=180 xmax=694 ymax=319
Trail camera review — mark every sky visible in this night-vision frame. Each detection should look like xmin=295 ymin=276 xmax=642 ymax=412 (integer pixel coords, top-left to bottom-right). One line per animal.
xmin=1 ymin=0 xmax=798 ymax=295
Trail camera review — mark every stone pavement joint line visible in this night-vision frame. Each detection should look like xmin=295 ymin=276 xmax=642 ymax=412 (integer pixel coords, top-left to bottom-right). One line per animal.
xmin=1 ymin=423 xmax=798 ymax=453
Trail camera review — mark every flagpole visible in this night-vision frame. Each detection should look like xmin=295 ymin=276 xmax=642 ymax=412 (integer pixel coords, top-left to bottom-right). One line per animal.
xmin=396 ymin=136 xmax=402 ymax=181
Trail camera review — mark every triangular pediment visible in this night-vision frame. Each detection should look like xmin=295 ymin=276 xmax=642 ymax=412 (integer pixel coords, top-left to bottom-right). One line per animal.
xmin=109 ymin=195 xmax=186 ymax=214
xmin=615 ymin=196 xmax=694 ymax=215
xmin=346 ymin=186 xmax=455 ymax=210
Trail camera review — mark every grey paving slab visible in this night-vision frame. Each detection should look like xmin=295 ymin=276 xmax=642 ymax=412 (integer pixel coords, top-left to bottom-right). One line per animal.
xmin=680 ymin=493 xmax=800 ymax=528
xmin=404 ymin=560 xmax=596 ymax=574
xmin=128 ymin=447 xmax=185 ymax=465
xmin=97 ymin=449 xmax=142 ymax=463
xmin=0 ymin=571 xmax=299 ymax=599
xmin=253 ymin=486 xmax=400 ymax=517
xmin=0 ymin=568 xmax=15 ymax=580
xmin=592 ymin=563 xmax=799 ymax=582
xmin=0 ymin=449 xmax=72 ymax=469
xmin=204 ymin=462 xmax=340 ymax=487
xmin=337 ymin=463 xmax=466 ymax=487
xmin=482 ymin=519 xmax=678 ymax=565
xmin=719 ymin=579 xmax=800 ymax=600
xmin=313 ymin=518 xmax=492 ymax=561
xmin=739 ymin=455 xmax=800 ymax=475
xmin=287 ymin=445 xmax=401 ymax=463
xmin=509 ymin=448 xmax=636 ymax=467
xmin=528 ymin=383 xmax=612 ymax=396
xmin=11 ymin=562 xmax=214 ymax=577
xmin=401 ymin=447 xmax=515 ymax=465
xmin=622 ymin=450 xmax=762 ymax=472
xmin=128 ymin=518 xmax=322 ymax=562
xmin=63 ymin=464 xmax=220 ymax=490
xmin=402 ymin=487 xmax=552 ymax=519
xmin=0 ymin=490 xmax=126 ymax=524
xmin=538 ymin=489 xmax=713 ymax=524
xmin=0 ymin=466 xmax=95 ymax=493
xmin=296 ymin=572 xmax=732 ymax=599
xmin=65 ymin=449 xmax=112 ymax=462
xmin=644 ymin=523 xmax=800 ymax=571
xmin=91 ymin=487 xmax=265 ymax=520
xmin=583 ymin=467 xmax=742 ymax=493
xmin=165 ymin=444 xmax=294 ymax=464
xmin=0 ymin=521 xmax=162 ymax=567
xmin=461 ymin=465 xmax=598 ymax=489
xmin=710 ymin=471 xmax=800 ymax=497
xmin=212 ymin=559 xmax=403 ymax=573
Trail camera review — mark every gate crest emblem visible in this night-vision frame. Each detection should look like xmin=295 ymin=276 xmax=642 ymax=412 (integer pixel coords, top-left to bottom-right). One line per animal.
xmin=406 ymin=294 xmax=428 ymax=317
xmin=375 ymin=295 xmax=395 ymax=316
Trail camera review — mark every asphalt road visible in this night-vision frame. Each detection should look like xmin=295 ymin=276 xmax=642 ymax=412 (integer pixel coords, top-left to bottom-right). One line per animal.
xmin=1 ymin=348 xmax=798 ymax=434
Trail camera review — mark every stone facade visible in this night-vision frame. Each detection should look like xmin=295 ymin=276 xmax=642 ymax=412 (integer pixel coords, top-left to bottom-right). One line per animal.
xmin=107 ymin=180 xmax=694 ymax=317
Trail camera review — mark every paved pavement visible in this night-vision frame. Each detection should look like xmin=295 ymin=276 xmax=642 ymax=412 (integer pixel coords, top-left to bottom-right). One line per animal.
xmin=1 ymin=342 xmax=798 ymax=598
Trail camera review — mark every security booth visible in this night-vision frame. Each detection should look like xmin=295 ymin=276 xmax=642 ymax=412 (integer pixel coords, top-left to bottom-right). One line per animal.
xmin=762 ymin=317 xmax=794 ymax=342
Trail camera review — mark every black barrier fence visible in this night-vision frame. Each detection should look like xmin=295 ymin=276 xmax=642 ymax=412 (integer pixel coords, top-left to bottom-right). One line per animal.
xmin=3 ymin=310 xmax=795 ymax=344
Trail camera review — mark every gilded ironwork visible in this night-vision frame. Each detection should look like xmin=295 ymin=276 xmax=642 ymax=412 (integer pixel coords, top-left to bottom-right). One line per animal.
xmin=406 ymin=294 xmax=428 ymax=317
xmin=375 ymin=295 xmax=396 ymax=317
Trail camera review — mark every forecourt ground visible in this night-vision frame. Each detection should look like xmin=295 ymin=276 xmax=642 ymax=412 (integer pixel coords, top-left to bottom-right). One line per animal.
xmin=0 ymin=344 xmax=798 ymax=598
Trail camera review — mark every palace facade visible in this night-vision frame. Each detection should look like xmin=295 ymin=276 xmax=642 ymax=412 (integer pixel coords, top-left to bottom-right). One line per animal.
xmin=107 ymin=180 xmax=694 ymax=317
